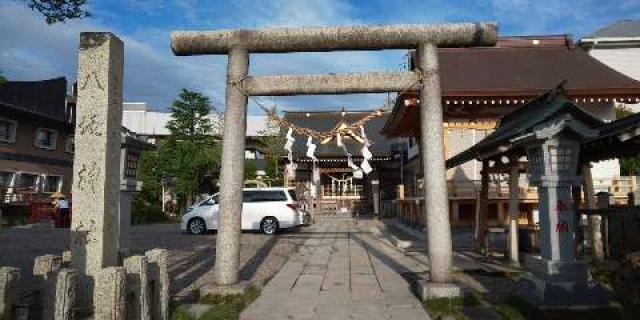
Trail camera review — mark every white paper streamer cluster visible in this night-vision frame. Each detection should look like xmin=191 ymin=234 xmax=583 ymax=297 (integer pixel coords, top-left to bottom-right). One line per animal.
xmin=304 ymin=136 xmax=320 ymax=185
xmin=284 ymin=128 xmax=296 ymax=179
xmin=306 ymin=137 xmax=317 ymax=162
xmin=359 ymin=126 xmax=373 ymax=174
xmin=338 ymin=134 xmax=364 ymax=179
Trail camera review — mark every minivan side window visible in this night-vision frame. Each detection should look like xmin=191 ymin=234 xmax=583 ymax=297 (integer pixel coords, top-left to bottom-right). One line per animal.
xmin=243 ymin=190 xmax=287 ymax=202
xmin=287 ymin=190 xmax=297 ymax=201
xmin=203 ymin=195 xmax=218 ymax=205
xmin=243 ymin=191 xmax=257 ymax=203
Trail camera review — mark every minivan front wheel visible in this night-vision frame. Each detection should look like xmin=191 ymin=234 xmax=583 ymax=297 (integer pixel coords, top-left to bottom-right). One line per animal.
xmin=188 ymin=218 xmax=206 ymax=235
xmin=260 ymin=217 xmax=279 ymax=235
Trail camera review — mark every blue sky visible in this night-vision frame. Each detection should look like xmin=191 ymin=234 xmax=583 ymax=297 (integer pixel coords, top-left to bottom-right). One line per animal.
xmin=1 ymin=0 xmax=639 ymax=114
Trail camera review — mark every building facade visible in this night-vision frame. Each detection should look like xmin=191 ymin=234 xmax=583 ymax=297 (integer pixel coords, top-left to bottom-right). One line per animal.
xmin=121 ymin=102 xmax=274 ymax=170
xmin=0 ymin=78 xmax=75 ymax=203
xmin=0 ymin=78 xmax=153 ymax=227
xmin=282 ymin=110 xmax=399 ymax=217
xmin=382 ymin=35 xmax=640 ymax=228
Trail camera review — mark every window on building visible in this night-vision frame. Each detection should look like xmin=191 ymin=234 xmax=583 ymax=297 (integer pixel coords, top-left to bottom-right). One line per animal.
xmin=126 ymin=152 xmax=139 ymax=178
xmin=0 ymin=172 xmax=13 ymax=187
xmin=35 ymin=128 xmax=58 ymax=150
xmin=64 ymin=135 xmax=74 ymax=153
xmin=43 ymin=176 xmax=62 ymax=193
xmin=0 ymin=118 xmax=17 ymax=143
xmin=408 ymin=137 xmax=417 ymax=148
xmin=17 ymin=174 xmax=38 ymax=189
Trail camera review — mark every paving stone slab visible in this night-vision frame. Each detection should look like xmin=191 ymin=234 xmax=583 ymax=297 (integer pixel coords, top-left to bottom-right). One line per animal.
xmin=240 ymin=220 xmax=430 ymax=320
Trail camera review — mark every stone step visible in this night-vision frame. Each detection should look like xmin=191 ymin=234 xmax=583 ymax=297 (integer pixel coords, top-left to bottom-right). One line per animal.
xmin=370 ymin=224 xmax=425 ymax=252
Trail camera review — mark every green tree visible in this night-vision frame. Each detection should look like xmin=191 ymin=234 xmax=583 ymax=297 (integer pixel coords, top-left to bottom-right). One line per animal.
xmin=245 ymin=159 xmax=257 ymax=180
xmin=160 ymin=89 xmax=222 ymax=211
xmin=615 ymin=105 xmax=640 ymax=175
xmin=166 ymin=89 xmax=217 ymax=143
xmin=132 ymin=89 xmax=222 ymax=221
xmin=131 ymin=150 xmax=165 ymax=223
xmin=21 ymin=0 xmax=90 ymax=24
xmin=0 ymin=70 xmax=6 ymax=84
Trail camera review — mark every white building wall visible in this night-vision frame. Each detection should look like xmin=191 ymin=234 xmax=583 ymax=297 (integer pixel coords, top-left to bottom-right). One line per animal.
xmin=122 ymin=102 xmax=268 ymax=139
xmin=590 ymin=47 xmax=640 ymax=80
xmin=584 ymin=46 xmax=640 ymax=179
xmin=588 ymin=47 xmax=640 ymax=113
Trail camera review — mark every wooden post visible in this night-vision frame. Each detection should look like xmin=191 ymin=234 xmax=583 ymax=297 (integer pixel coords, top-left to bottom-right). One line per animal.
xmin=582 ymin=164 xmax=604 ymax=259
xmin=476 ymin=161 xmax=489 ymax=252
xmin=451 ymin=201 xmax=460 ymax=227
xmin=508 ymin=164 xmax=520 ymax=265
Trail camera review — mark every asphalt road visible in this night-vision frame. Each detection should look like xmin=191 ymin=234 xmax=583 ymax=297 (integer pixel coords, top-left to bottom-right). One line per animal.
xmin=0 ymin=223 xmax=311 ymax=299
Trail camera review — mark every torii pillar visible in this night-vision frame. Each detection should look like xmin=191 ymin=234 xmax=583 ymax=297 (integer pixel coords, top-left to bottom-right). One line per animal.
xmin=171 ymin=23 xmax=498 ymax=294
xmin=417 ymin=42 xmax=454 ymax=288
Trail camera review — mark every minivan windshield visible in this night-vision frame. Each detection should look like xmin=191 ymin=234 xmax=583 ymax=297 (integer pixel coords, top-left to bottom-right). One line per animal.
xmin=199 ymin=194 xmax=218 ymax=206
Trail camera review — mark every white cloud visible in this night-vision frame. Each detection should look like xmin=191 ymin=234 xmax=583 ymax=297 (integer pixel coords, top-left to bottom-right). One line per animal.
xmin=12 ymin=0 xmax=634 ymax=114
xmin=0 ymin=1 xmax=227 ymax=110
xmin=0 ymin=0 xmax=410 ymax=113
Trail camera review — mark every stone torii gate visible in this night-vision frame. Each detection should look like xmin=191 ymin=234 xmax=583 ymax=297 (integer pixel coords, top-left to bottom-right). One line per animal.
xmin=171 ymin=23 xmax=497 ymax=298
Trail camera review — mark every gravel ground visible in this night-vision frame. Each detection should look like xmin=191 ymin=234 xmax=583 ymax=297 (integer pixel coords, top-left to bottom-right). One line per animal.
xmin=0 ymin=223 xmax=311 ymax=299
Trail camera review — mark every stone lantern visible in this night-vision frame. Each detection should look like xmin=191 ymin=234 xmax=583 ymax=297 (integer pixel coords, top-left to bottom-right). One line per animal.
xmin=520 ymin=116 xmax=605 ymax=305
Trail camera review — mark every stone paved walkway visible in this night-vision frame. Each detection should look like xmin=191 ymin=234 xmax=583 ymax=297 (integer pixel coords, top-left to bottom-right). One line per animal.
xmin=241 ymin=218 xmax=430 ymax=320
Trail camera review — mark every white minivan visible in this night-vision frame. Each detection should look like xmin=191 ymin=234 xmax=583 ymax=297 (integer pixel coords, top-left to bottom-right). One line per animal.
xmin=181 ymin=188 xmax=304 ymax=235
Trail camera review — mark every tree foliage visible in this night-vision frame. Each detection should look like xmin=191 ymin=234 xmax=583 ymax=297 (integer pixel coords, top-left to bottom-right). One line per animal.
xmin=166 ymin=89 xmax=219 ymax=143
xmin=615 ymin=105 xmax=640 ymax=176
xmin=0 ymin=71 xmax=5 ymax=84
xmin=22 ymin=0 xmax=90 ymax=24
xmin=134 ymin=89 xmax=222 ymax=218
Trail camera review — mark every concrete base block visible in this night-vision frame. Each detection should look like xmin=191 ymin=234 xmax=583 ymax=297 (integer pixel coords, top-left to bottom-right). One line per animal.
xmin=53 ymin=269 xmax=77 ymax=320
xmin=146 ymin=249 xmax=170 ymax=320
xmin=517 ymin=275 xmax=607 ymax=307
xmin=525 ymin=255 xmax=589 ymax=282
xmin=200 ymin=281 xmax=251 ymax=297
xmin=520 ymin=255 xmax=607 ymax=307
xmin=123 ymin=255 xmax=151 ymax=320
xmin=416 ymin=281 xmax=462 ymax=301
xmin=94 ymin=267 xmax=126 ymax=320
xmin=0 ymin=267 xmax=20 ymax=320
